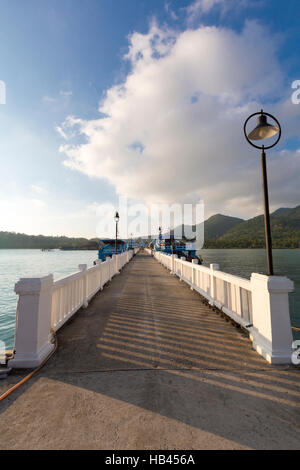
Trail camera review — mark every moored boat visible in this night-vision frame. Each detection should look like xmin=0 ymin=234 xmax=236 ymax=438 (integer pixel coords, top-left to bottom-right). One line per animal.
xmin=154 ymin=229 xmax=202 ymax=264
xmin=98 ymin=239 xmax=128 ymax=261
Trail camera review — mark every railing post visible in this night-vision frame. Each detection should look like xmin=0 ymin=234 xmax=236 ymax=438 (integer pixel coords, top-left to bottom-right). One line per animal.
xmin=113 ymin=254 xmax=119 ymax=275
xmin=236 ymin=285 xmax=243 ymax=317
xmin=8 ymin=274 xmax=54 ymax=369
xmin=209 ymin=263 xmax=220 ymax=304
xmin=79 ymin=264 xmax=88 ymax=308
xmin=106 ymin=256 xmax=112 ymax=280
xmin=250 ymin=273 xmax=294 ymax=364
xmin=172 ymin=254 xmax=178 ymax=276
xmin=171 ymin=254 xmax=175 ymax=274
xmin=95 ymin=260 xmax=103 ymax=290
xmin=191 ymin=259 xmax=198 ymax=290
xmin=180 ymin=257 xmax=186 ymax=281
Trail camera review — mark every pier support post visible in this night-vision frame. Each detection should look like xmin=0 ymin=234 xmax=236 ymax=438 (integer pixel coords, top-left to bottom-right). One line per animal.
xmin=79 ymin=264 xmax=88 ymax=308
xmin=250 ymin=274 xmax=294 ymax=364
xmin=8 ymin=274 xmax=54 ymax=369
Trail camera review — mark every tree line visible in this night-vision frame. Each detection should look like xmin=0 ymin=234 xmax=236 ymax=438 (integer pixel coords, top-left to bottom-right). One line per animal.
xmin=0 ymin=232 xmax=99 ymax=250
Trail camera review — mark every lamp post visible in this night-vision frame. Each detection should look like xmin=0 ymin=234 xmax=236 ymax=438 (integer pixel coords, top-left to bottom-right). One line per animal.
xmin=243 ymin=109 xmax=281 ymax=276
xmin=114 ymin=211 xmax=120 ymax=255
xmin=158 ymin=226 xmax=162 ymax=252
xmin=167 ymin=226 xmax=174 ymax=254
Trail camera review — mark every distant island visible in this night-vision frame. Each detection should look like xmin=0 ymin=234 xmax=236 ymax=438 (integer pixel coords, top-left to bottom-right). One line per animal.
xmin=0 ymin=205 xmax=299 ymax=249
xmin=0 ymin=233 xmax=100 ymax=250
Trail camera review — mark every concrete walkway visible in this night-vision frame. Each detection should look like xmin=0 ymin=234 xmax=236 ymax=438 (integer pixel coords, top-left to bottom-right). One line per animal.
xmin=0 ymin=251 xmax=299 ymax=450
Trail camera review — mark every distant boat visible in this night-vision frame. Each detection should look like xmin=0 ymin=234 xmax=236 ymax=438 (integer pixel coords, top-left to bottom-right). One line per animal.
xmin=41 ymin=248 xmax=53 ymax=252
xmin=154 ymin=234 xmax=203 ymax=264
xmin=98 ymin=239 xmax=128 ymax=261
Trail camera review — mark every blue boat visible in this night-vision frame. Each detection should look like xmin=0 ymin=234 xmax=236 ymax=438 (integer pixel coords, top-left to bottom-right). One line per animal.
xmin=128 ymin=239 xmax=135 ymax=250
xmin=154 ymin=230 xmax=202 ymax=264
xmin=98 ymin=239 xmax=128 ymax=261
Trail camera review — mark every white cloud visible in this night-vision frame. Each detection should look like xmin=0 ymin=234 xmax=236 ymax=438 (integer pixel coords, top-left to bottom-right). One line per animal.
xmin=0 ymin=196 xmax=104 ymax=238
xmin=30 ymin=183 xmax=48 ymax=195
xmin=186 ymin=0 xmax=224 ymax=19
xmin=30 ymin=198 xmax=46 ymax=208
xmin=42 ymin=90 xmax=72 ymax=108
xmin=60 ymin=90 xmax=73 ymax=97
xmin=165 ymin=2 xmax=178 ymax=20
xmin=55 ymin=116 xmax=80 ymax=140
xmin=42 ymin=95 xmax=56 ymax=103
xmin=59 ymin=20 xmax=300 ymax=219
xmin=0 ymin=197 xmax=46 ymax=233
xmin=55 ymin=125 xmax=69 ymax=140
xmin=185 ymin=0 xmax=250 ymax=23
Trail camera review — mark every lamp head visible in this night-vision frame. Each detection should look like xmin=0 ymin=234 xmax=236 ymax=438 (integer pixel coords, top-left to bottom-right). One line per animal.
xmin=114 ymin=211 xmax=120 ymax=223
xmin=247 ymin=110 xmax=279 ymax=141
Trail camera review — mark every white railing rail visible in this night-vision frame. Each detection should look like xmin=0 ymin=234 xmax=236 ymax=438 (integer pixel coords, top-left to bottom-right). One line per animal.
xmin=9 ymin=250 xmax=137 ymax=368
xmin=151 ymin=251 xmax=294 ymax=364
xmin=51 ymin=270 xmax=85 ymax=333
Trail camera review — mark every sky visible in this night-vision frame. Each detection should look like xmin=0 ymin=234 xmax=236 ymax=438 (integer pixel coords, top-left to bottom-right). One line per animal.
xmin=0 ymin=0 xmax=300 ymax=238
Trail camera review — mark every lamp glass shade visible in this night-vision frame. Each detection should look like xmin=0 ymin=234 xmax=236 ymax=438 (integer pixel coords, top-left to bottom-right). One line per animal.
xmin=247 ymin=114 xmax=279 ymax=141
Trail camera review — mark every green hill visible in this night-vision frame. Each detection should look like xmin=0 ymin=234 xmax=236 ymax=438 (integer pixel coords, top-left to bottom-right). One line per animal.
xmin=203 ymin=214 xmax=244 ymax=240
xmin=0 ymin=232 xmax=99 ymax=250
xmin=172 ymin=214 xmax=243 ymax=241
xmin=205 ymin=206 xmax=300 ymax=248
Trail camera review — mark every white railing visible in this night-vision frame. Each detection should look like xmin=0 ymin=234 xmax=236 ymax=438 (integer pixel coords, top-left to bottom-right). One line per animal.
xmin=9 ymin=250 xmax=137 ymax=368
xmin=155 ymin=251 xmax=252 ymax=327
xmin=51 ymin=251 xmax=135 ymax=332
xmin=151 ymin=251 xmax=294 ymax=364
xmin=51 ymin=270 xmax=85 ymax=333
